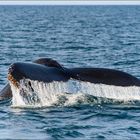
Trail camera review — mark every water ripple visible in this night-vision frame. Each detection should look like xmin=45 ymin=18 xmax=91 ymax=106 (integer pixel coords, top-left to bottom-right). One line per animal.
xmin=0 ymin=5 xmax=140 ymax=139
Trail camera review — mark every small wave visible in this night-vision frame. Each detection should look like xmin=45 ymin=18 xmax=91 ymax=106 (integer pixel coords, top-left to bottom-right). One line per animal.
xmin=9 ymin=79 xmax=140 ymax=108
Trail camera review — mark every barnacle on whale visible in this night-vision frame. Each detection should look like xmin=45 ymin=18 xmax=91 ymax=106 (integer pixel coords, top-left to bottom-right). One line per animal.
xmin=8 ymin=73 xmax=19 ymax=88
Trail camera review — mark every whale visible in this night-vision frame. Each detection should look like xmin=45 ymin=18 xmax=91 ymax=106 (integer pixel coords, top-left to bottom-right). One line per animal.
xmin=1 ymin=58 xmax=140 ymax=100
xmin=0 ymin=58 xmax=64 ymax=100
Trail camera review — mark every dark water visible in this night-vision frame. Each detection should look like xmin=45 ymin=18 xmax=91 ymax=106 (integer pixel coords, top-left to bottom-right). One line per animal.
xmin=0 ymin=5 xmax=140 ymax=139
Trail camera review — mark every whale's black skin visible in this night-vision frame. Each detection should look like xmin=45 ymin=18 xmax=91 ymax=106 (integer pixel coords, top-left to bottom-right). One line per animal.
xmin=9 ymin=62 xmax=70 ymax=83
xmin=33 ymin=58 xmax=64 ymax=69
xmin=1 ymin=58 xmax=140 ymax=100
xmin=0 ymin=84 xmax=12 ymax=100
xmin=68 ymin=68 xmax=140 ymax=87
xmin=8 ymin=61 xmax=140 ymax=87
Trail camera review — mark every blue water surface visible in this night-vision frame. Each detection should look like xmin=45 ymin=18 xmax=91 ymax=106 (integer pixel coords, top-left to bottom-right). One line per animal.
xmin=0 ymin=5 xmax=140 ymax=139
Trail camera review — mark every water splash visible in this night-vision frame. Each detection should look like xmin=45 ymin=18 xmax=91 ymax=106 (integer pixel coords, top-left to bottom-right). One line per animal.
xmin=9 ymin=79 xmax=140 ymax=107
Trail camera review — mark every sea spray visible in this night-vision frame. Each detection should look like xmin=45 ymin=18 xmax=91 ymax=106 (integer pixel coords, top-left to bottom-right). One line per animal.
xmin=9 ymin=79 xmax=140 ymax=107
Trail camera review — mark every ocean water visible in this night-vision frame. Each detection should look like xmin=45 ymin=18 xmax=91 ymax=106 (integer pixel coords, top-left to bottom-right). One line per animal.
xmin=0 ymin=5 xmax=140 ymax=139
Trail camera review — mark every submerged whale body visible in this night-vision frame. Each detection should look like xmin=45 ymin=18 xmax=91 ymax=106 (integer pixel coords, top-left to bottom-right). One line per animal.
xmin=1 ymin=58 xmax=140 ymax=101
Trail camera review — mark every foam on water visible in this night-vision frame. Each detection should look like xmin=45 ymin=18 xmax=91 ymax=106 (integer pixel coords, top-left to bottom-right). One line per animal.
xmin=9 ymin=79 xmax=140 ymax=107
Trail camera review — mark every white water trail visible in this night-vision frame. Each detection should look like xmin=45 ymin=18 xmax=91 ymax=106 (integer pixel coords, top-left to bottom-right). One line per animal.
xmin=9 ymin=79 xmax=140 ymax=107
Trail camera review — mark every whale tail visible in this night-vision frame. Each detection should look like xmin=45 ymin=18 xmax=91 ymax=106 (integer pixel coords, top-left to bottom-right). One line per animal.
xmin=34 ymin=58 xmax=140 ymax=87
xmin=67 ymin=68 xmax=140 ymax=87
